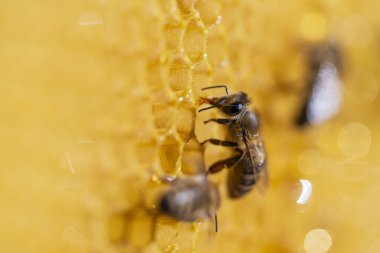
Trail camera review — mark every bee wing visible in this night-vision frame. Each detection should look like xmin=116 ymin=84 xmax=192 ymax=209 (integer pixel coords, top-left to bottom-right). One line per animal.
xmin=242 ymin=132 xmax=268 ymax=193
xmin=256 ymin=159 xmax=269 ymax=194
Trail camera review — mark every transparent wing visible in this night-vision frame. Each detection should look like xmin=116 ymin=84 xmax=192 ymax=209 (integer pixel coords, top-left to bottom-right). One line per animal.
xmin=242 ymin=131 xmax=268 ymax=192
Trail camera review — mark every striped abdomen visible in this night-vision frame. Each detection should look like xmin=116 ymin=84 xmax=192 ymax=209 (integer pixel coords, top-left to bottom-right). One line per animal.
xmin=227 ymin=155 xmax=265 ymax=198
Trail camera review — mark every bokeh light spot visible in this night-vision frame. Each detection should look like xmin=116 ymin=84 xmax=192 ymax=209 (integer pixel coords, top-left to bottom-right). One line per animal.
xmin=304 ymin=229 xmax=333 ymax=253
xmin=338 ymin=123 xmax=371 ymax=159
xmin=341 ymin=15 xmax=373 ymax=48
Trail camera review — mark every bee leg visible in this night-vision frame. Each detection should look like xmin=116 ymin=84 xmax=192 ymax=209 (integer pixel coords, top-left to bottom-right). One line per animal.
xmin=204 ymin=118 xmax=233 ymax=125
xmin=201 ymin=138 xmax=238 ymax=147
xmin=208 ymin=154 xmax=242 ymax=174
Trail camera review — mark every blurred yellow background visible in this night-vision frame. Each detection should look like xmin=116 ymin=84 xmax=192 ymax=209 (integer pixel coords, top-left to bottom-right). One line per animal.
xmin=1 ymin=0 xmax=380 ymax=252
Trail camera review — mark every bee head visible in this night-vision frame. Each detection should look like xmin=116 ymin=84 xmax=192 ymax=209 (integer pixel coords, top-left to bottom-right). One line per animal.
xmin=198 ymin=85 xmax=251 ymax=116
xmin=218 ymin=92 xmax=250 ymax=116
xmin=199 ymin=92 xmax=250 ymax=116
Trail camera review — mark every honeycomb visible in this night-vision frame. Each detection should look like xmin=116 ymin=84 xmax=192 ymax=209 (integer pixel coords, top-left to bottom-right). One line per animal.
xmin=1 ymin=0 xmax=380 ymax=252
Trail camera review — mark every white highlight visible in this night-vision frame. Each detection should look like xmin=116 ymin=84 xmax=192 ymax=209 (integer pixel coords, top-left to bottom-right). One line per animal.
xmin=307 ymin=62 xmax=342 ymax=125
xmin=297 ymin=179 xmax=313 ymax=205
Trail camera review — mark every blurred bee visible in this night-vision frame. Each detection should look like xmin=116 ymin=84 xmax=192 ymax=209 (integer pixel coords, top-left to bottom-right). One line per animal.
xmin=296 ymin=42 xmax=343 ymax=126
xmin=159 ymin=174 xmax=221 ymax=231
xmin=198 ymin=85 xmax=268 ymax=198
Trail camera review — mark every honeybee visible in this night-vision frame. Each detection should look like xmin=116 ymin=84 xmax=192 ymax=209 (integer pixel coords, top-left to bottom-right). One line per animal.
xmin=297 ymin=42 xmax=343 ymax=126
xmin=159 ymin=174 xmax=221 ymax=231
xmin=198 ymin=85 xmax=268 ymax=198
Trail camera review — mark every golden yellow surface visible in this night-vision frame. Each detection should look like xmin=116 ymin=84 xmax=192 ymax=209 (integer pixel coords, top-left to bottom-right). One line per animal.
xmin=1 ymin=0 xmax=380 ymax=252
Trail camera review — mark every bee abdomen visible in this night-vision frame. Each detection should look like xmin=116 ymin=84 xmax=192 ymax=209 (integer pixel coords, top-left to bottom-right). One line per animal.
xmin=227 ymin=166 xmax=256 ymax=198
xmin=240 ymin=174 xmax=256 ymax=186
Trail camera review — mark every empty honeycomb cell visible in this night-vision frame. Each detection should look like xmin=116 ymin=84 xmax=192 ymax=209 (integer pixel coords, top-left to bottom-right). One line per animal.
xmin=164 ymin=15 xmax=184 ymax=51
xmin=183 ymin=19 xmax=206 ymax=62
xmin=191 ymin=59 xmax=212 ymax=97
xmin=168 ymin=54 xmax=193 ymax=91
xmin=152 ymin=103 xmax=175 ymax=131
xmin=176 ymin=0 xmax=197 ymax=16
xmin=195 ymin=0 xmax=221 ymax=27
xmin=146 ymin=57 xmax=174 ymax=103
xmin=151 ymin=88 xmax=175 ymax=104
xmin=206 ymin=26 xmax=226 ymax=67
xmin=122 ymin=208 xmax=155 ymax=249
xmin=174 ymin=99 xmax=196 ymax=142
xmin=108 ymin=212 xmax=128 ymax=244
xmin=158 ymin=134 xmax=182 ymax=174
xmin=180 ymin=138 xmax=206 ymax=174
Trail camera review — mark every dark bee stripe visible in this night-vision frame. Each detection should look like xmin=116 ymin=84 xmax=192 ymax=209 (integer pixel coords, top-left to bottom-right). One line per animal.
xmin=239 ymin=174 xmax=255 ymax=186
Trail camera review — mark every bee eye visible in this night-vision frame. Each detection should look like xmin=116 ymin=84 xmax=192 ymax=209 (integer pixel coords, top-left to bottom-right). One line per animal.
xmin=224 ymin=103 xmax=243 ymax=115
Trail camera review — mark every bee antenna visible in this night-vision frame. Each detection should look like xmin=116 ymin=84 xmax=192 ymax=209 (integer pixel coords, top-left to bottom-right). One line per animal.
xmin=198 ymin=105 xmax=219 ymax=113
xmin=201 ymin=85 xmax=229 ymax=95
xmin=214 ymin=213 xmax=218 ymax=233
